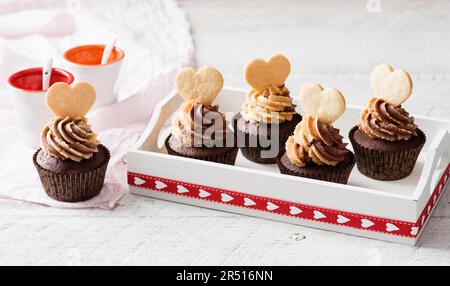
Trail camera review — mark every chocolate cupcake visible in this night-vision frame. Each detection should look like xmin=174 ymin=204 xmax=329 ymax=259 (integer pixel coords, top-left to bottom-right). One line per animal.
xmin=234 ymin=54 xmax=301 ymax=164
xmin=278 ymin=83 xmax=355 ymax=184
xmin=33 ymin=82 xmax=110 ymax=202
xmin=165 ymin=66 xmax=238 ymax=165
xmin=349 ymin=64 xmax=426 ymax=181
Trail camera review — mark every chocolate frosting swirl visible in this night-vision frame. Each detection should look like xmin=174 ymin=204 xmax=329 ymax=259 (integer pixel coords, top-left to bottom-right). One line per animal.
xmin=41 ymin=117 xmax=99 ymax=162
xmin=172 ymin=101 xmax=229 ymax=147
xmin=286 ymin=115 xmax=349 ymax=167
xmin=242 ymin=84 xmax=296 ymax=124
xmin=359 ymin=97 xmax=417 ymax=141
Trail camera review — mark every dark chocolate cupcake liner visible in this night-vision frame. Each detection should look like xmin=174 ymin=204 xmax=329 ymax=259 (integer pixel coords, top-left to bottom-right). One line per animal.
xmin=349 ymin=126 xmax=426 ymax=181
xmin=233 ymin=113 xmax=301 ymax=164
xmin=33 ymin=145 xmax=110 ymax=202
xmin=240 ymin=144 xmax=283 ymax=164
xmin=165 ymin=136 xmax=239 ymax=166
xmin=277 ymin=152 xmax=356 ymax=184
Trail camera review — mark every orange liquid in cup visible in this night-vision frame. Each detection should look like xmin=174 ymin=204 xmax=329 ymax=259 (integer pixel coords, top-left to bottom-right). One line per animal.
xmin=63 ymin=44 xmax=125 ymax=66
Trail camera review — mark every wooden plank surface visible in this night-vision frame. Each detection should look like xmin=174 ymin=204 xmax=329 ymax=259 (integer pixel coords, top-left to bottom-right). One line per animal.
xmin=1 ymin=0 xmax=449 ymax=266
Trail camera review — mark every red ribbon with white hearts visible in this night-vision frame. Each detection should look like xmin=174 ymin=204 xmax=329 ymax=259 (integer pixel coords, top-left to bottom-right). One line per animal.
xmin=128 ymin=164 xmax=450 ymax=238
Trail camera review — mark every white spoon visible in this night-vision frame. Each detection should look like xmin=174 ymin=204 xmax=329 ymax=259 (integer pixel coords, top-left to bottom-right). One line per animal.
xmin=42 ymin=58 xmax=53 ymax=91
xmin=101 ymin=38 xmax=118 ymax=65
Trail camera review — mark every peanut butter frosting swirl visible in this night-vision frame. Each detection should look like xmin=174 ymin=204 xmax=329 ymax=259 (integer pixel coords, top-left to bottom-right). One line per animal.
xmin=242 ymin=85 xmax=296 ymax=124
xmin=172 ymin=101 xmax=229 ymax=147
xmin=286 ymin=115 xmax=349 ymax=167
xmin=359 ymin=97 xmax=417 ymax=141
xmin=41 ymin=117 xmax=99 ymax=162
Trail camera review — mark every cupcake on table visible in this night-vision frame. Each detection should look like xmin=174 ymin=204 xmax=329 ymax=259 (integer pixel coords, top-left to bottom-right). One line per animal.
xmin=278 ymin=83 xmax=355 ymax=184
xmin=33 ymin=82 xmax=110 ymax=202
xmin=349 ymin=64 xmax=426 ymax=181
xmin=165 ymin=66 xmax=238 ymax=165
xmin=234 ymin=54 xmax=302 ymax=164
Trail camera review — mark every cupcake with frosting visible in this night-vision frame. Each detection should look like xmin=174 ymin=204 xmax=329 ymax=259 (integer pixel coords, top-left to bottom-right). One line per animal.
xmin=234 ymin=54 xmax=301 ymax=164
xmin=349 ymin=64 xmax=426 ymax=181
xmin=278 ymin=83 xmax=355 ymax=184
xmin=165 ymin=66 xmax=238 ymax=165
xmin=33 ymin=82 xmax=110 ymax=202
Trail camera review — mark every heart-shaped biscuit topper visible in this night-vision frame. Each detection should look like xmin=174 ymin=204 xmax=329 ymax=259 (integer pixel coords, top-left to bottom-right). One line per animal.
xmin=299 ymin=83 xmax=346 ymax=124
xmin=245 ymin=54 xmax=291 ymax=92
xmin=46 ymin=82 xmax=96 ymax=118
xmin=176 ymin=66 xmax=224 ymax=106
xmin=371 ymin=64 xmax=413 ymax=106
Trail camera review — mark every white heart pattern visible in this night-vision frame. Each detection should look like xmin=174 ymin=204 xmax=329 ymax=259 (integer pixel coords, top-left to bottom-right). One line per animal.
xmin=177 ymin=185 xmax=190 ymax=194
xmin=198 ymin=189 xmax=211 ymax=198
xmin=386 ymin=223 xmax=399 ymax=233
xmin=337 ymin=215 xmax=350 ymax=224
xmin=427 ymin=205 xmax=432 ymax=215
xmin=289 ymin=206 xmax=303 ymax=216
xmin=244 ymin=198 xmax=256 ymax=207
xmin=155 ymin=181 xmax=167 ymax=190
xmin=134 ymin=177 xmax=146 ymax=186
xmin=421 ymin=216 xmax=426 ymax=226
xmin=410 ymin=227 xmax=419 ymax=236
xmin=221 ymin=193 xmax=234 ymax=203
xmin=361 ymin=219 xmax=375 ymax=229
xmin=433 ymin=195 xmax=437 ymax=204
xmin=266 ymin=202 xmax=279 ymax=211
xmin=313 ymin=211 xmax=326 ymax=220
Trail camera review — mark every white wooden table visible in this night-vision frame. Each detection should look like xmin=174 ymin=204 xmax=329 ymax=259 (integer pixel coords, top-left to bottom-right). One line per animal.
xmin=1 ymin=0 xmax=449 ymax=266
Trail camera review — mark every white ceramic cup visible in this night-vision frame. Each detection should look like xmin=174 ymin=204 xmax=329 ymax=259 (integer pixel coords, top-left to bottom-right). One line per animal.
xmin=8 ymin=67 xmax=75 ymax=149
xmin=62 ymin=44 xmax=125 ymax=110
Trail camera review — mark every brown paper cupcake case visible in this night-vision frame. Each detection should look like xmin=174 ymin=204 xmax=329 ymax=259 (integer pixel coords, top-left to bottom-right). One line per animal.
xmin=240 ymin=144 xmax=284 ymax=164
xmin=277 ymin=153 xmax=356 ymax=184
xmin=239 ymin=128 xmax=293 ymax=164
xmin=33 ymin=145 xmax=110 ymax=202
xmin=165 ymin=136 xmax=239 ymax=166
xmin=349 ymin=127 xmax=426 ymax=181
xmin=233 ymin=113 xmax=301 ymax=164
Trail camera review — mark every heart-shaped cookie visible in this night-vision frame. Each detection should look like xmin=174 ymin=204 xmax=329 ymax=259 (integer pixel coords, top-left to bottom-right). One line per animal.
xmin=245 ymin=54 xmax=291 ymax=92
xmin=46 ymin=82 xmax=96 ymax=118
xmin=176 ymin=66 xmax=224 ymax=106
xmin=371 ymin=64 xmax=413 ymax=106
xmin=299 ymin=83 xmax=346 ymax=124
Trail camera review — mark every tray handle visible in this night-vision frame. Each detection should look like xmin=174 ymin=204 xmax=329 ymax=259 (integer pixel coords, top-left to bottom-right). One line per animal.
xmin=415 ymin=130 xmax=449 ymax=210
xmin=134 ymin=90 xmax=182 ymax=152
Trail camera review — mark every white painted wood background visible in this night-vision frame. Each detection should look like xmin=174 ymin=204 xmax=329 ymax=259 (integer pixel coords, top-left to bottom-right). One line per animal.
xmin=1 ymin=0 xmax=450 ymax=266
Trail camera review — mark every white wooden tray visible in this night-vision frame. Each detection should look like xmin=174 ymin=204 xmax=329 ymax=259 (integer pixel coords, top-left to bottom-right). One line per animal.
xmin=127 ymin=88 xmax=450 ymax=245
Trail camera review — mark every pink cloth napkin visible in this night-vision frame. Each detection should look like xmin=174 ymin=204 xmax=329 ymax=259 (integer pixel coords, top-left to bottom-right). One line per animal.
xmin=0 ymin=0 xmax=195 ymax=209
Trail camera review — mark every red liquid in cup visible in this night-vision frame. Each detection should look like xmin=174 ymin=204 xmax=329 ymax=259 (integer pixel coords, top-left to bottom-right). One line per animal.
xmin=8 ymin=68 xmax=74 ymax=92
